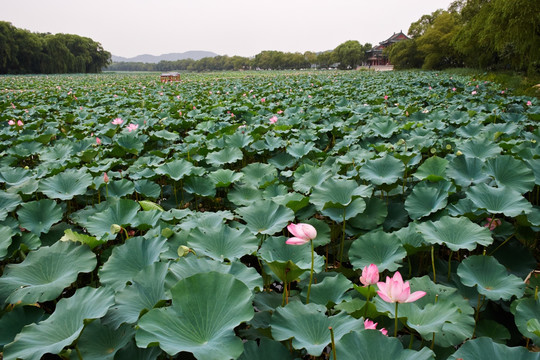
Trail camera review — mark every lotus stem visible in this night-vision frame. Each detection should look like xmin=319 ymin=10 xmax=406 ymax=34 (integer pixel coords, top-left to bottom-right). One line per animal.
xmin=431 ymin=246 xmax=436 ymax=283
xmin=329 ymin=326 xmax=337 ymax=360
xmin=339 ymin=209 xmax=346 ymax=265
xmin=394 ymin=302 xmax=399 ymax=337
xmin=488 ymin=234 xmax=513 ymax=256
xmin=447 ymin=251 xmax=453 ymax=281
xmin=431 ymin=332 xmax=435 ymax=350
xmin=472 ymin=294 xmax=485 ymax=338
xmin=105 ymin=183 xmax=108 ymax=199
xmin=364 ymin=285 xmax=371 ymax=317
xmin=306 ymin=239 xmax=314 ymax=304
xmin=534 ymin=286 xmax=538 ymax=301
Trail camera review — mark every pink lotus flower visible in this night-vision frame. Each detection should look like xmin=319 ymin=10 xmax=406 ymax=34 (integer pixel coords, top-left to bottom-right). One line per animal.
xmin=17 ymin=120 xmax=23 ymax=127
xmin=96 ymin=137 xmax=101 ymax=145
xmin=384 ymin=95 xmax=388 ymax=100
xmin=471 ymin=91 xmax=477 ymax=95
xmin=364 ymin=319 xmax=388 ymax=336
xmin=8 ymin=120 xmax=15 ymax=126
xmin=277 ymin=110 xmax=283 ymax=114
xmin=112 ymin=117 xmax=123 ymax=125
xmin=103 ymin=172 xmax=109 ymax=183
xmin=127 ymin=123 xmax=139 ymax=132
xmin=286 ymin=223 xmax=317 ymax=245
xmin=484 ymin=217 xmax=501 ymax=230
xmin=376 ymin=271 xmax=426 ymax=304
xmin=360 ymin=264 xmax=379 ymax=286
xmin=269 ymin=115 xmax=278 ymax=124
xmin=452 ymin=87 xmax=456 ymax=91
xmin=527 ymin=101 xmax=532 ymax=106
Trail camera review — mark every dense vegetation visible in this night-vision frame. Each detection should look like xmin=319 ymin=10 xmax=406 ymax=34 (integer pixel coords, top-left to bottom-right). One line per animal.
xmin=387 ymin=0 xmax=540 ymax=74
xmin=0 ymin=71 xmax=538 ymax=359
xmin=0 ymin=21 xmax=111 ymax=74
xmin=107 ymin=41 xmax=373 ymax=72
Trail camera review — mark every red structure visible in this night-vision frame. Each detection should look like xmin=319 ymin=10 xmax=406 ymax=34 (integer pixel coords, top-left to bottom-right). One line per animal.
xmin=160 ymin=72 xmax=180 ymax=82
xmin=366 ymin=31 xmax=410 ymax=66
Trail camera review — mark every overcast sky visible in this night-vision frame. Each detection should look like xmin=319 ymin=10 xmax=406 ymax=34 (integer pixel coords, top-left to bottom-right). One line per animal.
xmin=3 ymin=0 xmax=454 ymax=58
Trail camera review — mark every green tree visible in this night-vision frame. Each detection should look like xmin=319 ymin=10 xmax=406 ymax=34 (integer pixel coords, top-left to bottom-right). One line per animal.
xmin=333 ymin=40 xmax=364 ymax=69
xmin=386 ymin=40 xmax=423 ymax=69
xmin=417 ymin=11 xmax=462 ymax=69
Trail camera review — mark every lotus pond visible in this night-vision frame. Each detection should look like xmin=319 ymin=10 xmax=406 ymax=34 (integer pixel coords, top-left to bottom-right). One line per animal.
xmin=0 ymin=70 xmax=539 ymax=360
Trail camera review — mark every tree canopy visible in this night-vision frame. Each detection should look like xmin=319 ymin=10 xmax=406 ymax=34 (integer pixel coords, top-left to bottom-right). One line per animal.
xmin=387 ymin=0 xmax=540 ymax=74
xmin=0 ymin=21 xmax=111 ymax=74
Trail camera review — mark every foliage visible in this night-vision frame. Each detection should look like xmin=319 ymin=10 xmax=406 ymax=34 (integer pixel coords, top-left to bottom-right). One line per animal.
xmin=0 ymin=70 xmax=538 ymax=359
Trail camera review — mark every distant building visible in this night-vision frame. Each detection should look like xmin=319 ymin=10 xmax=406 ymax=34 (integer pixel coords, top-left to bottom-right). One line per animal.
xmin=366 ymin=31 xmax=410 ymax=66
xmin=160 ymin=72 xmax=180 ymax=82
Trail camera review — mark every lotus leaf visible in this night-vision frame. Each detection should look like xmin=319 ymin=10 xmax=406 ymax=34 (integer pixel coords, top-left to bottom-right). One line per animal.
xmin=38 ymin=168 xmax=93 ymax=200
xmin=513 ymin=298 xmax=540 ymax=346
xmin=154 ymin=158 xmax=194 ymax=181
xmin=447 ymin=155 xmax=489 ymax=187
xmin=416 ymin=215 xmax=493 ymax=251
xmin=448 ymin=337 xmax=540 ymax=360
xmin=236 ymin=199 xmax=294 ymax=235
xmin=349 ymin=230 xmax=407 ymax=272
xmin=136 ymin=272 xmax=254 ymax=360
xmin=405 ymin=181 xmax=453 ymax=220
xmin=0 ymin=191 xmax=21 ymax=221
xmin=358 ymin=154 xmax=405 ymax=186
xmin=466 ymin=183 xmax=533 ymax=217
xmin=270 ymin=301 xmax=364 ymax=356
xmin=238 ymin=338 xmax=293 ymax=360
xmin=75 ymin=322 xmax=135 ymax=360
xmin=335 ymin=330 xmax=435 ymax=360
xmin=413 ymin=156 xmax=448 ymax=181
xmin=81 ymin=199 xmax=140 ymax=239
xmin=0 ymin=241 xmax=96 ymax=304
xmin=484 ymin=155 xmax=535 ymax=194
xmin=457 ymin=255 xmax=525 ymax=301
xmin=3 ymin=286 xmax=114 ymax=360
xmin=16 ymin=199 xmax=64 ymax=235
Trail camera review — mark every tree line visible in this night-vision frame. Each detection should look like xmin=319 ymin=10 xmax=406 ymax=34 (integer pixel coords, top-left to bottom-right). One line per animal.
xmin=107 ymin=41 xmax=373 ymax=72
xmin=387 ymin=0 xmax=539 ymax=74
xmin=0 ymin=21 xmax=111 ymax=74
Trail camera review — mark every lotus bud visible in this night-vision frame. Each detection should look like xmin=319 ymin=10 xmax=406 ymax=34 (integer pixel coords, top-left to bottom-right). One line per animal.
xmin=103 ymin=172 xmax=109 ymax=183
xmin=161 ymin=228 xmax=174 ymax=238
xmin=456 ymin=150 xmax=463 ymax=156
xmin=177 ymin=245 xmax=195 ymax=257
xmin=110 ymin=224 xmax=122 ymax=235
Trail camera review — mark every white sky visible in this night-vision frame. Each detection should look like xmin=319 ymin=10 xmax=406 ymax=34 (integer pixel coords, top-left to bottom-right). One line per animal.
xmin=2 ymin=0 xmax=454 ymax=58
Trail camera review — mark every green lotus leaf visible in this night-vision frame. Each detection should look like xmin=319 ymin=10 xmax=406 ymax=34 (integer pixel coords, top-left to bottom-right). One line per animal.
xmin=105 ymin=178 xmax=135 ymax=198
xmin=176 ymin=210 xmax=234 ymax=232
xmin=16 ymin=199 xmax=63 ymax=235
xmin=301 ymin=273 xmax=353 ymax=306
xmin=402 ymin=301 xmax=463 ymax=340
xmin=484 ymin=155 xmax=536 ymax=194
xmin=369 ymin=117 xmax=399 ymax=138
xmin=394 ymin=222 xmax=427 ymax=250
xmin=0 ymin=241 xmax=96 ymax=305
xmin=349 ymin=230 xmax=407 ymax=272
xmin=0 ymin=191 xmax=22 ymax=221
xmin=346 ymin=197 xmax=386 ymax=232
xmin=457 ymin=255 xmax=525 ymax=301
xmin=154 ymin=159 xmax=193 ymax=181
xmin=294 ymin=168 xmax=333 ymax=196
xmin=241 ymin=162 xmax=277 ymax=187
xmin=236 ymin=199 xmax=294 ymax=235
xmin=81 ymin=199 xmax=141 ymax=239
xmin=322 ymin=197 xmax=366 ymax=222
xmin=310 ymin=177 xmax=371 ymax=210
xmin=38 ymin=168 xmax=93 ymax=200
xmin=104 ymin=262 xmax=168 ymax=329
xmin=0 ymin=306 xmax=46 ymax=349
xmin=60 ymin=228 xmax=107 ymax=250
xmin=413 ymin=156 xmax=448 ymax=182
xmin=75 ymin=322 xmax=135 ymax=360
xmin=259 ymin=236 xmax=325 ymax=283
xmin=227 ymin=184 xmax=263 ymax=206
xmin=416 ymin=215 xmax=493 ymax=251
xmin=447 ymin=155 xmax=489 ymax=187
xmin=208 ymin=168 xmax=243 ymax=187
xmin=0 ymin=225 xmax=15 ymax=260
xmin=459 ymin=137 xmax=502 ymax=160
xmin=405 ymin=181 xmax=453 ymax=220
xmin=224 ymin=132 xmax=253 ymax=148
xmin=115 ymin=133 xmax=144 ymax=154
xmin=3 ymin=286 xmax=114 ymax=360
xmin=151 ymin=129 xmax=179 ymax=141
xmin=0 ymin=167 xmax=32 ymax=186
xmin=238 ymin=338 xmax=293 ymax=360
xmin=335 ymin=330 xmax=435 ymax=360
xmin=475 ymin=319 xmax=511 ymax=343
xmin=448 ymin=337 xmax=540 ymax=360
xmin=286 ymin=141 xmax=315 ymax=159
xmin=114 ymin=339 xmax=162 ymax=360
xmin=270 ymin=301 xmax=364 ymax=356
xmin=206 ymin=146 xmax=243 ymax=166
xmin=99 ymin=236 xmax=168 ymax=290
xmin=134 ymin=179 xmax=161 ymax=199
xmin=187 ymin=224 xmax=258 ymax=262
xmin=358 ymin=154 xmax=405 ymax=185
xmin=136 ymin=272 xmax=254 ymax=360
xmin=466 ymin=183 xmax=533 ymax=217
xmin=138 ymin=200 xmax=164 ymax=212
xmin=132 ymin=209 xmax=162 ymax=230
xmin=268 ymin=152 xmax=297 ymax=170
xmin=526 ymin=159 xmax=540 ymax=185
xmin=183 ymin=175 xmax=216 ymax=197
xmin=167 ymin=256 xmax=263 ymax=292
xmin=6 ymin=177 xmax=39 ymax=195
xmin=513 ymin=298 xmax=540 ymax=345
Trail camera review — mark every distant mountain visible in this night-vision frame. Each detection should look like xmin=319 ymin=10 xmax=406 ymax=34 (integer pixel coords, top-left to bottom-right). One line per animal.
xmin=112 ymin=51 xmax=219 ymax=63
